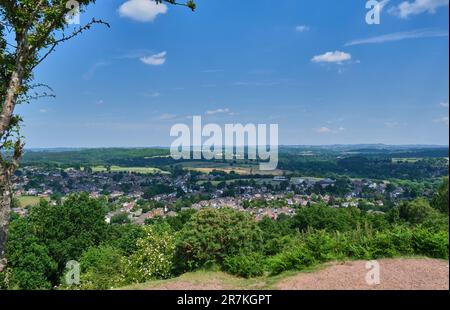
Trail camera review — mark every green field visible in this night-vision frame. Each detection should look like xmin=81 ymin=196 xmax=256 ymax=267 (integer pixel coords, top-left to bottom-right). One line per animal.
xmin=90 ymin=165 xmax=170 ymax=174
xmin=17 ymin=196 xmax=45 ymax=207
xmin=181 ymin=161 xmax=285 ymax=176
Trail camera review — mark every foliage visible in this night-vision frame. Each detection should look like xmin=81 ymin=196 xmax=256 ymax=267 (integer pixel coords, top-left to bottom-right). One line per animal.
xmin=4 ymin=194 xmax=109 ymax=288
xmin=266 ymin=225 xmax=448 ymax=275
xmin=266 ymin=244 xmax=316 ymax=275
xmin=293 ymin=204 xmax=364 ymax=232
xmin=177 ymin=208 xmax=263 ymax=270
xmin=4 ymin=217 xmax=57 ymax=289
xmin=124 ymin=226 xmax=176 ymax=283
xmin=432 ymin=177 xmax=449 ymax=214
xmin=107 ymin=224 xmax=146 ymax=256
xmin=258 ymin=216 xmax=295 ymax=255
xmin=77 ymin=245 xmax=126 ymax=290
xmin=397 ymin=198 xmax=437 ymax=225
xmin=223 ymin=252 xmax=265 ymax=278
xmin=110 ymin=212 xmax=131 ymax=225
xmin=28 ymin=194 xmax=109 ymax=270
xmin=412 ymin=227 xmax=449 ymax=259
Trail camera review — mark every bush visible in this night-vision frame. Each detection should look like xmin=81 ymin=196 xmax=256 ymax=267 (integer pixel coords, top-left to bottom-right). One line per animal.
xmin=5 ymin=218 xmax=57 ymax=290
xmin=267 ymin=244 xmax=316 ymax=275
xmin=293 ymin=205 xmax=362 ymax=232
xmin=28 ymin=193 xmax=110 ymax=270
xmin=124 ymin=226 xmax=176 ymax=283
xmin=302 ymin=229 xmax=341 ymax=262
xmin=223 ymin=253 xmax=265 ymax=278
xmin=369 ymin=231 xmax=399 ymax=258
xmin=413 ymin=227 xmax=449 ymax=259
xmin=77 ymin=245 xmax=126 ymax=290
xmin=398 ymin=198 xmax=437 ymax=225
xmin=107 ymin=224 xmax=146 ymax=256
xmin=177 ymin=208 xmax=263 ymax=270
xmin=110 ymin=212 xmax=131 ymax=225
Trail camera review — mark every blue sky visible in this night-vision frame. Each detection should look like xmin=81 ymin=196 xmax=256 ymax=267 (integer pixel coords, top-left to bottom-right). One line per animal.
xmin=16 ymin=0 xmax=449 ymax=147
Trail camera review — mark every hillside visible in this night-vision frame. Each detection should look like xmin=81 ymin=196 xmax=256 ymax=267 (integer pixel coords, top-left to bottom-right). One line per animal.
xmin=121 ymin=258 xmax=449 ymax=290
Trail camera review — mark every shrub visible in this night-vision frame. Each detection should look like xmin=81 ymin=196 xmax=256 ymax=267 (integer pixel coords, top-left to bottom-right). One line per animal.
xmin=369 ymin=231 xmax=399 ymax=258
xmin=267 ymin=244 xmax=316 ymax=275
xmin=107 ymin=224 xmax=146 ymax=256
xmin=77 ymin=245 xmax=126 ymax=290
xmin=124 ymin=226 xmax=176 ymax=283
xmin=28 ymin=193 xmax=110 ymax=270
xmin=385 ymin=225 xmax=414 ymax=256
xmin=110 ymin=212 xmax=131 ymax=225
xmin=5 ymin=218 xmax=57 ymax=290
xmin=413 ymin=227 xmax=449 ymax=259
xmin=223 ymin=253 xmax=265 ymax=278
xmin=177 ymin=208 xmax=263 ymax=270
xmin=398 ymin=198 xmax=437 ymax=225
xmin=293 ymin=205 xmax=362 ymax=232
xmin=302 ymin=229 xmax=341 ymax=262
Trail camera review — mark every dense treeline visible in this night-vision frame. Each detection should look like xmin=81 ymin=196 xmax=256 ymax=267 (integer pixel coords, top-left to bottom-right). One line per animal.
xmin=278 ymin=156 xmax=448 ymax=181
xmin=21 ymin=148 xmax=171 ymax=168
xmin=0 ymin=178 xmax=448 ymax=289
xmin=21 ymin=147 xmax=448 ymax=181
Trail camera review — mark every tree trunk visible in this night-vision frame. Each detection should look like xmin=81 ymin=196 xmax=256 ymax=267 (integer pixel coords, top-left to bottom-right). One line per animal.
xmin=0 ymin=176 xmax=11 ymax=272
xmin=0 ymin=68 xmax=23 ymax=272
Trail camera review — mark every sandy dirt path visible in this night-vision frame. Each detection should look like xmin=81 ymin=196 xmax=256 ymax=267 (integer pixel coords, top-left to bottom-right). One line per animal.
xmin=276 ymin=258 xmax=449 ymax=290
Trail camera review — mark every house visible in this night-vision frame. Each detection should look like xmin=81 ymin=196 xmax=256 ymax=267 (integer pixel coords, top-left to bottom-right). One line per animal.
xmin=273 ymin=176 xmax=288 ymax=182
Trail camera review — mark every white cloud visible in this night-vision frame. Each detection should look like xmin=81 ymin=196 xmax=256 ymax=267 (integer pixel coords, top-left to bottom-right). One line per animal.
xmin=385 ymin=121 xmax=399 ymax=128
xmin=311 ymin=51 xmax=351 ymax=64
xmin=440 ymin=101 xmax=449 ymax=108
xmin=39 ymin=109 xmax=48 ymax=113
xmin=390 ymin=0 xmax=449 ymax=18
xmin=206 ymin=108 xmax=231 ymax=115
xmin=316 ymin=126 xmax=345 ymax=134
xmin=157 ymin=113 xmax=177 ymax=120
xmin=140 ymin=51 xmax=167 ymax=66
xmin=145 ymin=92 xmax=161 ymax=97
xmin=379 ymin=0 xmax=392 ymax=11
xmin=434 ymin=116 xmax=449 ymax=125
xmin=345 ymin=29 xmax=448 ymax=46
xmin=295 ymin=25 xmax=310 ymax=32
xmin=317 ymin=127 xmax=331 ymax=133
xmin=118 ymin=0 xmax=168 ymax=22
xmin=83 ymin=61 xmax=109 ymax=80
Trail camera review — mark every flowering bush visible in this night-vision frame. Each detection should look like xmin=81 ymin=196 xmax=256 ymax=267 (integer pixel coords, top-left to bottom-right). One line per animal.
xmin=124 ymin=226 xmax=175 ymax=283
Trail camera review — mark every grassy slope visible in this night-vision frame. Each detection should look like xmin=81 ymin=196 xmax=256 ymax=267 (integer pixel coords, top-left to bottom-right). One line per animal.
xmin=119 ymin=256 xmax=443 ymax=290
xmin=119 ymin=266 xmax=324 ymax=290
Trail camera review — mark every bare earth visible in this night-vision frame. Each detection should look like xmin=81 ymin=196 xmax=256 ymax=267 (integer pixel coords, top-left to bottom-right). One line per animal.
xmin=132 ymin=258 xmax=449 ymax=290
xmin=277 ymin=258 xmax=449 ymax=290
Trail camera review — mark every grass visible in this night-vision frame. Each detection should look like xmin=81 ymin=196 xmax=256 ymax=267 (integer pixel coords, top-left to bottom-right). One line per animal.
xmin=120 ymin=270 xmax=278 ymax=290
xmin=91 ymin=165 xmax=170 ymax=174
xmin=17 ymin=195 xmax=45 ymax=207
xmin=118 ymin=256 xmax=439 ymax=290
xmin=119 ymin=264 xmax=328 ymax=290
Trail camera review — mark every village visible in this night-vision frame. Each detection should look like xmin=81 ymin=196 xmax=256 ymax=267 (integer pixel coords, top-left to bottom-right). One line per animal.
xmin=10 ymin=165 xmax=411 ymax=224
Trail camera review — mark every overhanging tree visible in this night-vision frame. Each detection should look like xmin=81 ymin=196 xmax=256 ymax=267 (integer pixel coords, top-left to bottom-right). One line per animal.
xmin=0 ymin=0 xmax=195 ymax=271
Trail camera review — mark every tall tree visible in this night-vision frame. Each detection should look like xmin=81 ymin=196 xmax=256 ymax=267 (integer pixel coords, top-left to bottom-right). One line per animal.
xmin=0 ymin=0 xmax=195 ymax=271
